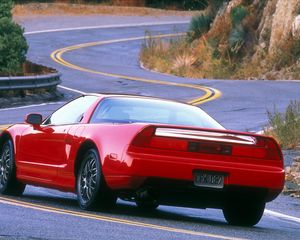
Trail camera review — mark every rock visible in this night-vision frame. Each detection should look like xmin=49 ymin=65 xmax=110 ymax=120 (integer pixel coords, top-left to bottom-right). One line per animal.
xmin=260 ymin=42 xmax=267 ymax=49
xmin=284 ymin=154 xmax=300 ymax=197
xmin=257 ymin=0 xmax=277 ymax=45
xmin=294 ymin=156 xmax=300 ymax=163
xmin=269 ymin=0 xmax=300 ymax=53
xmin=290 ymin=192 xmax=300 ymax=198
xmin=225 ymin=0 xmax=243 ymax=14
xmin=284 ymin=181 xmax=300 ymax=190
xmin=292 ymin=15 xmax=300 ymax=39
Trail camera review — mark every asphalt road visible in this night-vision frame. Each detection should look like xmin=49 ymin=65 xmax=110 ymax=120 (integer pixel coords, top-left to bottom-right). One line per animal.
xmin=0 ymin=15 xmax=300 ymax=240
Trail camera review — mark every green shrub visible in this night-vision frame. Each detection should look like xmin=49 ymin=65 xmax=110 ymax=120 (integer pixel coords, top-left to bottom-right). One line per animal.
xmin=230 ymin=5 xmax=248 ymax=26
xmin=0 ymin=0 xmax=13 ymax=19
xmin=0 ymin=1 xmax=28 ymax=76
xmin=228 ymin=27 xmax=246 ymax=54
xmin=188 ymin=14 xmax=212 ymax=42
xmin=267 ymin=101 xmax=300 ymax=149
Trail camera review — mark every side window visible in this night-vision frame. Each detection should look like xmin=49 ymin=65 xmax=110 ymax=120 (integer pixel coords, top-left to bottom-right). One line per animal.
xmin=44 ymin=96 xmax=98 ymax=125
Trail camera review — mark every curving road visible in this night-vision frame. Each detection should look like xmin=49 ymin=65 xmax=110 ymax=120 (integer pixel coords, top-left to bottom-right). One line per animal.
xmin=0 ymin=14 xmax=300 ymax=240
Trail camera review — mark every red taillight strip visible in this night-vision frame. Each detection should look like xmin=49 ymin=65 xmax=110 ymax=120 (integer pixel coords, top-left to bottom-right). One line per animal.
xmin=155 ymin=128 xmax=257 ymax=145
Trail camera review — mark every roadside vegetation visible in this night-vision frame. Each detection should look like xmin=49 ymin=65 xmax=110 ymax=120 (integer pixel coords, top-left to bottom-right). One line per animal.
xmin=140 ymin=0 xmax=300 ymax=80
xmin=0 ymin=0 xmax=61 ymax=101
xmin=0 ymin=0 xmax=28 ymax=76
xmin=266 ymin=101 xmax=300 ymax=150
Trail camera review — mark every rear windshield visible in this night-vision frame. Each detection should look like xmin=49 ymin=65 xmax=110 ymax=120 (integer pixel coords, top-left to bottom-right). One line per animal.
xmin=90 ymin=97 xmax=224 ymax=129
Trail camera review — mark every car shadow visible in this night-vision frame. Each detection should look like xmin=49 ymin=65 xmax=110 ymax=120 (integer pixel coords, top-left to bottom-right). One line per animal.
xmin=16 ymin=192 xmax=229 ymax=228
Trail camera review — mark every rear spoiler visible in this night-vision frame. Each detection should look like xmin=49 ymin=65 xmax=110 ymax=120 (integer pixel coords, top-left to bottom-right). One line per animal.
xmin=130 ymin=125 xmax=283 ymax=161
xmin=155 ymin=128 xmax=257 ymax=145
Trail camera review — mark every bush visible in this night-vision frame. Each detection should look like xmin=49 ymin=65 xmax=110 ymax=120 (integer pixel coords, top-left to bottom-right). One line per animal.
xmin=228 ymin=26 xmax=246 ymax=54
xmin=230 ymin=5 xmax=248 ymax=26
xmin=228 ymin=5 xmax=248 ymax=55
xmin=0 ymin=0 xmax=13 ymax=19
xmin=0 ymin=1 xmax=28 ymax=76
xmin=188 ymin=14 xmax=212 ymax=42
xmin=267 ymin=101 xmax=300 ymax=149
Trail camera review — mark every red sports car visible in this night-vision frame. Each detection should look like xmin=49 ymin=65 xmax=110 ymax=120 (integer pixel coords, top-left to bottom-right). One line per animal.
xmin=0 ymin=94 xmax=284 ymax=226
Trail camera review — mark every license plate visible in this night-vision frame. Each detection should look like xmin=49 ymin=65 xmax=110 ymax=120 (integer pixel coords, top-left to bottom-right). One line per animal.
xmin=194 ymin=171 xmax=224 ymax=189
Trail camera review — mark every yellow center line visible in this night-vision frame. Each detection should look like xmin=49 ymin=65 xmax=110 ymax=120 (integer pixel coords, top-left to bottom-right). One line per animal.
xmin=50 ymin=33 xmax=221 ymax=105
xmin=0 ymin=125 xmax=10 ymax=131
xmin=0 ymin=196 xmax=245 ymax=240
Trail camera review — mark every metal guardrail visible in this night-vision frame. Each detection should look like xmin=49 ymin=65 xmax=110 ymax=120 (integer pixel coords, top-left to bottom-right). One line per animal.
xmin=0 ymin=72 xmax=61 ymax=91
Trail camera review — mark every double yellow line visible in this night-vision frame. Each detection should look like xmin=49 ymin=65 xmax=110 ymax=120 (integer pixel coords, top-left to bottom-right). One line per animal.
xmin=0 ymin=196 xmax=244 ymax=240
xmin=51 ymin=33 xmax=221 ymax=105
xmin=0 ymin=125 xmax=10 ymax=131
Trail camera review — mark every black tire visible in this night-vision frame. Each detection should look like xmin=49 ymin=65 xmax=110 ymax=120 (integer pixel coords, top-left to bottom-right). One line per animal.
xmin=0 ymin=139 xmax=26 ymax=196
xmin=136 ymin=199 xmax=159 ymax=211
xmin=222 ymin=200 xmax=265 ymax=227
xmin=76 ymin=148 xmax=116 ymax=211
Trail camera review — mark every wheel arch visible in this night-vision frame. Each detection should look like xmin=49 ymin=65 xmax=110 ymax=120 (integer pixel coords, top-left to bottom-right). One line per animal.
xmin=0 ymin=132 xmax=14 ymax=153
xmin=74 ymin=140 xmax=100 ymax=178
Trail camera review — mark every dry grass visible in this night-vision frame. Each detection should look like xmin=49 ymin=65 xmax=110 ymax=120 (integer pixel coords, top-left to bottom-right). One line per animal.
xmin=266 ymin=101 xmax=300 ymax=150
xmin=13 ymin=3 xmax=197 ymax=17
xmin=140 ymin=34 xmax=194 ymax=76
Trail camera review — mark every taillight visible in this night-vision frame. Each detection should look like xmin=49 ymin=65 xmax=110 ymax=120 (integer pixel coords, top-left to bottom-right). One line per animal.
xmin=233 ymin=137 xmax=282 ymax=161
xmin=255 ymin=137 xmax=282 ymax=161
xmin=265 ymin=138 xmax=283 ymax=161
xmin=131 ymin=126 xmax=156 ymax=147
xmin=131 ymin=126 xmax=188 ymax=150
xmin=150 ymin=137 xmax=188 ymax=151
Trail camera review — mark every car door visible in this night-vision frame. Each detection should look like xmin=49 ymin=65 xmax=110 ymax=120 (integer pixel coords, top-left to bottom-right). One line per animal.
xmin=17 ymin=125 xmax=70 ymax=183
xmin=17 ymin=95 xmax=99 ymax=184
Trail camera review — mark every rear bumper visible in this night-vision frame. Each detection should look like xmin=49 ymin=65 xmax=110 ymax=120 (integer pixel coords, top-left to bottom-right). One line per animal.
xmin=107 ymin=152 xmax=284 ymax=202
xmin=133 ymin=178 xmax=272 ymax=209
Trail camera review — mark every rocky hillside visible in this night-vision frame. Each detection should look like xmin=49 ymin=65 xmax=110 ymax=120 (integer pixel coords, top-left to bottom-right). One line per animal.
xmin=141 ymin=0 xmax=300 ymax=80
xmin=220 ymin=0 xmax=300 ymax=79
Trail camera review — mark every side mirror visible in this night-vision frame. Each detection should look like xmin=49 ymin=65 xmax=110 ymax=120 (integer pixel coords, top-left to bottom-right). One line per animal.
xmin=25 ymin=113 xmax=43 ymax=126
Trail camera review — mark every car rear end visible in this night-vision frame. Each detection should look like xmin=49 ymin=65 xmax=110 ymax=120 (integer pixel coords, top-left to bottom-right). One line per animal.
xmin=125 ymin=125 xmax=284 ymax=212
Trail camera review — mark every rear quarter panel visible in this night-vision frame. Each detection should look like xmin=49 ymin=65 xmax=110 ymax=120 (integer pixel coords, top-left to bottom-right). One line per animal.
xmin=72 ymin=123 xmax=147 ymax=182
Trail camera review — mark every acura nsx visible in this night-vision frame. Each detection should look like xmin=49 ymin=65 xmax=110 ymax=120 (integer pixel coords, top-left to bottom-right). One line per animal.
xmin=0 ymin=94 xmax=285 ymax=226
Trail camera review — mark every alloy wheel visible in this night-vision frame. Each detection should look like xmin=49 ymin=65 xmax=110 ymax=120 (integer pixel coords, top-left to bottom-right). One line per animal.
xmin=0 ymin=144 xmax=11 ymax=188
xmin=79 ymin=152 xmax=98 ymax=203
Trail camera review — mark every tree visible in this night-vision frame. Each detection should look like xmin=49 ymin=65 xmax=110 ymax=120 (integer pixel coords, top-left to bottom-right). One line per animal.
xmin=0 ymin=0 xmax=28 ymax=76
xmin=0 ymin=0 xmax=13 ymax=19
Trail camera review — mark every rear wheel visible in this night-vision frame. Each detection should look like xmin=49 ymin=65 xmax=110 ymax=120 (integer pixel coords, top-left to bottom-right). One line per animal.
xmin=0 ymin=140 xmax=26 ymax=196
xmin=222 ymin=200 xmax=265 ymax=226
xmin=77 ymin=148 xmax=116 ymax=211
